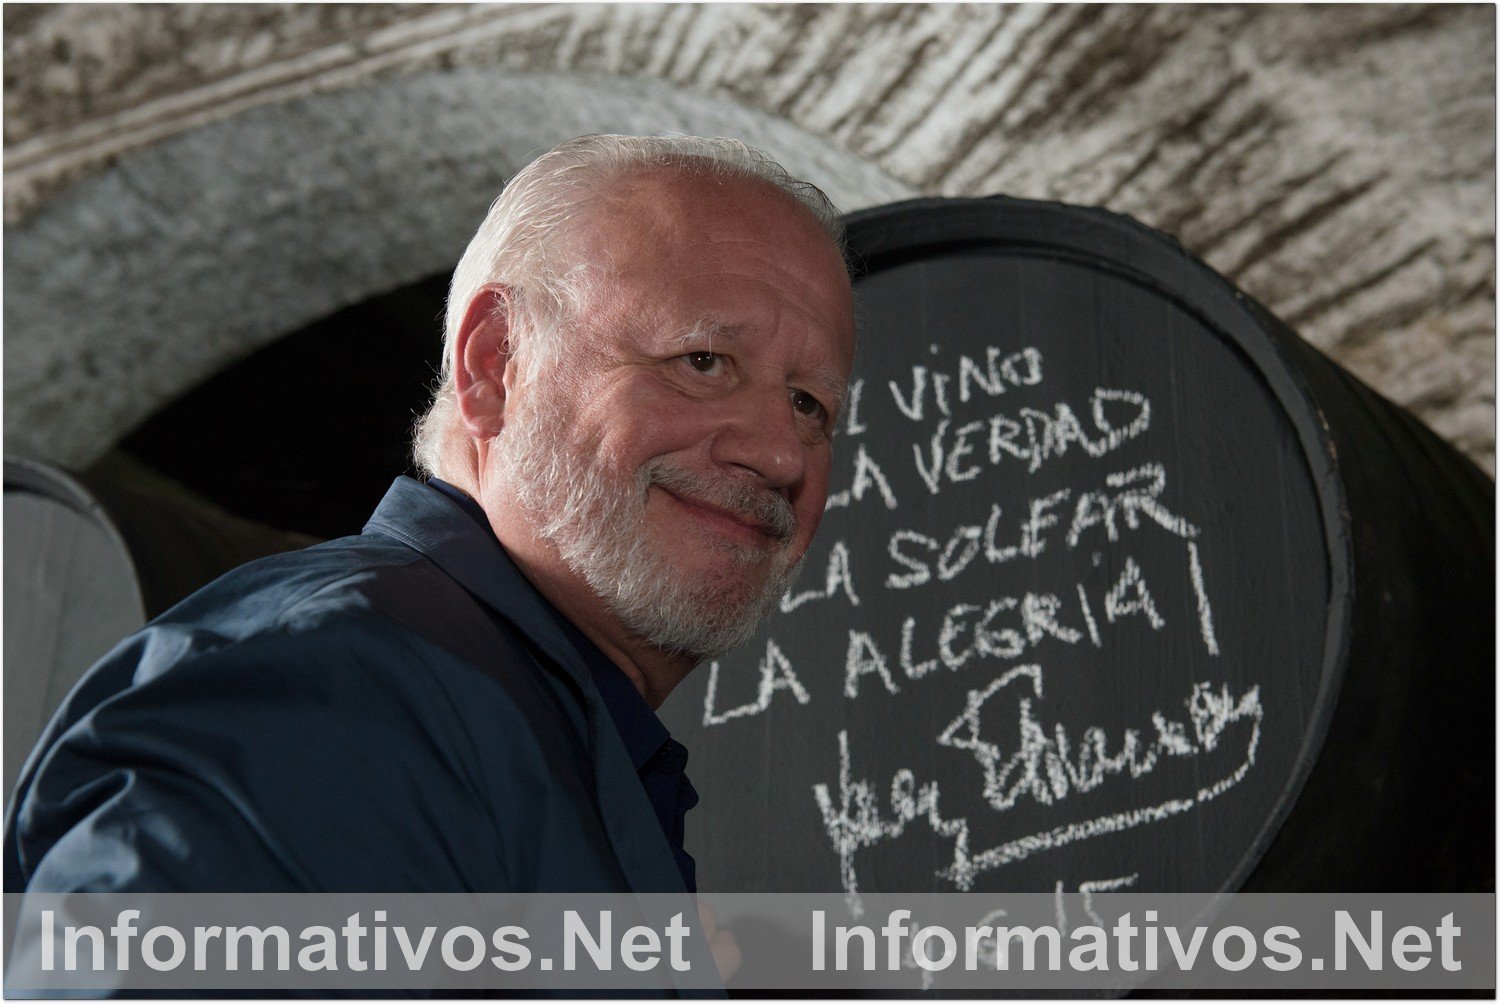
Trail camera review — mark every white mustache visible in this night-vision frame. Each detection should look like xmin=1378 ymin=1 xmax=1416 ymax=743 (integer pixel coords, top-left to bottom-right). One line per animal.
xmin=644 ymin=459 xmax=796 ymax=542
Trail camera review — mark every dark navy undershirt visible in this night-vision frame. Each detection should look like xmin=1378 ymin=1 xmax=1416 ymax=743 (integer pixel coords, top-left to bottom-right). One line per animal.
xmin=427 ymin=479 xmax=699 ymax=893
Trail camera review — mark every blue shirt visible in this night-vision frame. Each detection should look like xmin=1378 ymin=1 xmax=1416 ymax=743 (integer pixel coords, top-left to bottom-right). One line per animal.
xmin=7 ymin=475 xmax=724 ymax=994
xmin=428 ymin=480 xmax=699 ymax=892
xmin=9 ymin=476 xmax=704 ymax=903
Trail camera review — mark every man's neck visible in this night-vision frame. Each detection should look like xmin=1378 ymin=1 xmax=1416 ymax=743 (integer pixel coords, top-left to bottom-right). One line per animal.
xmin=503 ymin=537 xmax=696 ymax=709
xmin=462 ymin=495 xmax=696 ymax=709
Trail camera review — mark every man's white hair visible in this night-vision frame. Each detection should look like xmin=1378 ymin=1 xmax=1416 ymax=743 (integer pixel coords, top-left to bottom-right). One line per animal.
xmin=411 ymin=133 xmax=846 ymax=484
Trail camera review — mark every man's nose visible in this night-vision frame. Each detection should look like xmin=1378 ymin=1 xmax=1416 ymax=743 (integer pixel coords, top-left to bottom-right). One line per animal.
xmin=710 ymin=390 xmax=806 ymax=489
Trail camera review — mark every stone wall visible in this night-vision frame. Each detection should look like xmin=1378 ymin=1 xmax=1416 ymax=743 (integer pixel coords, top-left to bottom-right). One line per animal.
xmin=4 ymin=3 xmax=1493 ymax=471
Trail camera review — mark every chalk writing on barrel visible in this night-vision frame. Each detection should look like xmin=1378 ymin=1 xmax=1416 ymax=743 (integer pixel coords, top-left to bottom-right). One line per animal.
xmin=811 ymin=665 xmax=1264 ymax=911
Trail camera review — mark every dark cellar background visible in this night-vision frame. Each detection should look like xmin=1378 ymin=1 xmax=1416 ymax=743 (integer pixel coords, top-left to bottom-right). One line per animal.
xmin=117 ymin=274 xmax=450 ymax=541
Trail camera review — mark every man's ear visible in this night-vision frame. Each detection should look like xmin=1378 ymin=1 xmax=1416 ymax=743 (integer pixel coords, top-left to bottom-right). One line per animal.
xmin=453 ymin=284 xmax=517 ymax=440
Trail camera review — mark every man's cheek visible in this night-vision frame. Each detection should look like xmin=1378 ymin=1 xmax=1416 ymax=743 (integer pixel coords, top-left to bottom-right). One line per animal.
xmin=790 ymin=509 xmax=826 ymax=561
xmin=795 ymin=475 xmax=833 ymax=541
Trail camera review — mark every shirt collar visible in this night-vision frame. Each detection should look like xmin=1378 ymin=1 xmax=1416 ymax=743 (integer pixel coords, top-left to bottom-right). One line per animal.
xmin=427 ymin=477 xmax=491 ymax=534
xmin=363 ymin=477 xmax=587 ymax=687
xmin=419 ymin=478 xmax=672 ymax=771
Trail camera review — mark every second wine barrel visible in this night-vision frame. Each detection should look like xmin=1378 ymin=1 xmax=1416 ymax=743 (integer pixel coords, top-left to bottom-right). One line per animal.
xmin=3 ymin=457 xmax=319 ymax=802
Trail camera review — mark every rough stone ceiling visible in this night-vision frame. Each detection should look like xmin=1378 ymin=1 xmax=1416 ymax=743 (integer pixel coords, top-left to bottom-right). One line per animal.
xmin=4 ymin=3 xmax=1494 ymax=471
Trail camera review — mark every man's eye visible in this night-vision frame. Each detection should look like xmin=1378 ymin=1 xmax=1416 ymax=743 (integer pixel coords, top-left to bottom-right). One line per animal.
xmin=684 ymin=351 xmax=724 ymax=375
xmin=790 ymin=388 xmax=828 ymax=423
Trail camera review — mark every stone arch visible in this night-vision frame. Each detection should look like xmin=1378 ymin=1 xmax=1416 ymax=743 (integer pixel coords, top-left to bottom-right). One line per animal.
xmin=3 ymin=69 xmax=914 ymax=469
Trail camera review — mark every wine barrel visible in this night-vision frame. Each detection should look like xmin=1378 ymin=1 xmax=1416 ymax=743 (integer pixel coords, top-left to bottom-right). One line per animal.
xmin=3 ymin=458 xmax=318 ymax=800
xmin=658 ymin=196 xmax=1494 ymax=897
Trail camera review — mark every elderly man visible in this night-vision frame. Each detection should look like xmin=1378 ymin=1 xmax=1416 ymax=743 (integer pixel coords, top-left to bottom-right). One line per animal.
xmin=4 ymin=135 xmax=855 ymax=903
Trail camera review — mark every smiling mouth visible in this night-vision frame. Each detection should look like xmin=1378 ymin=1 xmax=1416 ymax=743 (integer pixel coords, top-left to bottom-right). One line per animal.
xmin=658 ymin=488 xmax=789 ymax=545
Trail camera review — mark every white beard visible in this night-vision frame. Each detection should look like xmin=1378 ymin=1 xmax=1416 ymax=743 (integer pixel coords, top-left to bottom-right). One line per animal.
xmin=494 ymin=389 xmax=802 ymax=661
